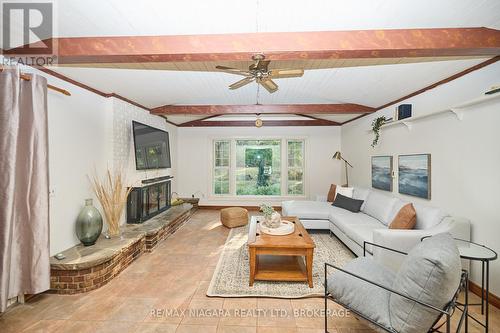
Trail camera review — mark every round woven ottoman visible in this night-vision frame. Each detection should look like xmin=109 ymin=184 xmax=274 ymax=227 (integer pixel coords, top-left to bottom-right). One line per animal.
xmin=220 ymin=207 xmax=249 ymax=228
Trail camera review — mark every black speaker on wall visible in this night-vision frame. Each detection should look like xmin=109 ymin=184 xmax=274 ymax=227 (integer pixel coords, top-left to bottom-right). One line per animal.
xmin=397 ymin=104 xmax=412 ymax=120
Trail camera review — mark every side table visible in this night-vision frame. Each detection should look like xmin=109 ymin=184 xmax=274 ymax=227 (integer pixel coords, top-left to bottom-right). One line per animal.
xmin=454 ymin=239 xmax=497 ymax=333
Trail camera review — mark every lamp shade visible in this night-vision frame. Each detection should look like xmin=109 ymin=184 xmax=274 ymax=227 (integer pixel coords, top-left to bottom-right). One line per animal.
xmin=332 ymin=151 xmax=342 ymax=160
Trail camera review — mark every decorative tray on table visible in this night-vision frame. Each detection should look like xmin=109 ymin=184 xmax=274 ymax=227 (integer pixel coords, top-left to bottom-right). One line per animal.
xmin=259 ymin=220 xmax=295 ymax=236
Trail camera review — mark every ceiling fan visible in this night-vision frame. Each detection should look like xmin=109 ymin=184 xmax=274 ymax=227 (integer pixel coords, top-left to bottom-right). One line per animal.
xmin=215 ymin=54 xmax=304 ymax=93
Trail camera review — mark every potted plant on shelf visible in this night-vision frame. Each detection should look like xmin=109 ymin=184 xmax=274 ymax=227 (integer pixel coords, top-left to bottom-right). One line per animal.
xmin=260 ymin=204 xmax=281 ymax=228
xmin=371 ymin=116 xmax=388 ymax=148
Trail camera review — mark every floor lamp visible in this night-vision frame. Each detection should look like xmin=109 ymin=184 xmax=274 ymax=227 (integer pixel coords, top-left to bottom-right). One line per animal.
xmin=332 ymin=151 xmax=353 ymax=187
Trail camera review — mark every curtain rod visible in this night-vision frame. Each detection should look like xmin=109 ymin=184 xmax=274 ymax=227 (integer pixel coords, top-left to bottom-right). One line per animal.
xmin=0 ymin=67 xmax=71 ymax=96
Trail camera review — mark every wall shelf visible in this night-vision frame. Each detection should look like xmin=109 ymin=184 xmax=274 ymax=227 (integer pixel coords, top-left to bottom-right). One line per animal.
xmin=374 ymin=93 xmax=500 ymax=131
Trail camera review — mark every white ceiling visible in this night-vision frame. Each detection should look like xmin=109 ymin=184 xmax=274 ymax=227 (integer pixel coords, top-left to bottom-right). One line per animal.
xmin=4 ymin=0 xmax=500 ymax=124
xmin=51 ymin=58 xmax=489 ymax=108
xmin=34 ymin=0 xmax=500 ymax=38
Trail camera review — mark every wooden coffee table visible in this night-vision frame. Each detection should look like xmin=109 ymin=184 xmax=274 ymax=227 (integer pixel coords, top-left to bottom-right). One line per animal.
xmin=248 ymin=216 xmax=316 ymax=288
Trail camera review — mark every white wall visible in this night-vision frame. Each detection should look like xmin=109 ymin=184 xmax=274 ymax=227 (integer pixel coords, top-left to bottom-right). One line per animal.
xmin=24 ymin=67 xmax=175 ymax=255
xmin=176 ymin=126 xmax=342 ymax=206
xmin=44 ymin=73 xmax=113 ymax=256
xmin=341 ymin=62 xmax=500 ymax=294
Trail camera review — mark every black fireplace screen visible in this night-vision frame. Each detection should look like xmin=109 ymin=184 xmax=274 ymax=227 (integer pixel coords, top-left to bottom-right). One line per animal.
xmin=127 ymin=180 xmax=171 ymax=223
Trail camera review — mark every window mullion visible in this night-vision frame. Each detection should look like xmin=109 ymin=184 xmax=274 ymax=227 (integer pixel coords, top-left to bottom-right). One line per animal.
xmin=230 ymin=139 xmax=236 ymax=196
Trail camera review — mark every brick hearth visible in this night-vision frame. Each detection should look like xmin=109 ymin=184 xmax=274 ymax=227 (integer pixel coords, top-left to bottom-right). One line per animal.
xmin=49 ymin=203 xmax=195 ymax=294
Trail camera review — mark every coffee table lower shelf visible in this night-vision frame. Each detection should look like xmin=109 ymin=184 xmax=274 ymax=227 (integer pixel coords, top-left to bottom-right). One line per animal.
xmin=252 ymin=255 xmax=308 ymax=283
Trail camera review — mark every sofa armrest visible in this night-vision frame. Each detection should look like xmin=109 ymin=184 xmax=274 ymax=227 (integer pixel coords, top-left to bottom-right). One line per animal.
xmin=372 ymin=216 xmax=471 ymax=272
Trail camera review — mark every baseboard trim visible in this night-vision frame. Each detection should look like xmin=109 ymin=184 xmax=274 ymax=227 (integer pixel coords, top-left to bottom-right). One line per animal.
xmin=198 ymin=205 xmax=282 ymax=211
xmin=469 ymin=280 xmax=500 ymax=310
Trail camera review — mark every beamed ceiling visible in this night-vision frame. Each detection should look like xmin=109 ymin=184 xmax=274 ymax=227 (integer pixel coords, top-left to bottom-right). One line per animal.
xmin=4 ymin=0 xmax=500 ymax=126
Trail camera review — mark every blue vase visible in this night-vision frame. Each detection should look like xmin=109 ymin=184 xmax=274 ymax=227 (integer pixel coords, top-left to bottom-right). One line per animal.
xmin=76 ymin=199 xmax=103 ymax=246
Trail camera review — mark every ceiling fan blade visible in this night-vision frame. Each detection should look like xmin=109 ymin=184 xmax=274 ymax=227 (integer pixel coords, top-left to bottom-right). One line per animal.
xmin=258 ymin=78 xmax=278 ymax=93
xmin=229 ymin=77 xmax=255 ymax=90
xmin=216 ymin=65 xmax=252 ymax=76
xmin=268 ymin=68 xmax=304 ymax=78
xmin=255 ymin=60 xmax=271 ymax=71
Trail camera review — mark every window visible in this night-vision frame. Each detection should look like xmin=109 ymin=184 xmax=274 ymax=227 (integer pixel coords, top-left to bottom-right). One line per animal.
xmin=213 ymin=140 xmax=230 ymax=195
xmin=236 ymin=140 xmax=281 ymax=195
xmin=287 ymin=140 xmax=304 ymax=195
xmin=212 ymin=138 xmax=305 ymax=196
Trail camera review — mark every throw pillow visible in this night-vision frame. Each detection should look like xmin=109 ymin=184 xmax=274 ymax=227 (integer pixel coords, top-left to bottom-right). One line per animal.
xmin=327 ymin=184 xmax=337 ymax=202
xmin=389 ymin=203 xmax=417 ymax=229
xmin=336 ymin=186 xmax=354 ymax=199
xmin=332 ymin=193 xmax=364 ymax=213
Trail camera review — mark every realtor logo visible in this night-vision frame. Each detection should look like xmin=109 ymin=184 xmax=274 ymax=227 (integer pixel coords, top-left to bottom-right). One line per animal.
xmin=1 ymin=1 xmax=56 ymax=65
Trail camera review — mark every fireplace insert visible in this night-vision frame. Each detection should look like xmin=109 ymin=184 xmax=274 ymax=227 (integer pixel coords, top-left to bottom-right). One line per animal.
xmin=127 ymin=179 xmax=172 ymax=223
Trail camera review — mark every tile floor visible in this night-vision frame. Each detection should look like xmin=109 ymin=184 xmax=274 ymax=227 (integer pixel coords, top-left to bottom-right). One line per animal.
xmin=0 ymin=209 xmax=498 ymax=333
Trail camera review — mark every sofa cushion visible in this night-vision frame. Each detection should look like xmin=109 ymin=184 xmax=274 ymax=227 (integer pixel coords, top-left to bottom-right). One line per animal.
xmin=353 ymin=187 xmax=371 ymax=210
xmin=389 ymin=233 xmax=461 ymax=333
xmin=413 ymin=203 xmax=450 ymax=230
xmin=342 ymin=223 xmax=384 ymax=249
xmin=281 ymin=200 xmax=332 ymax=220
xmin=336 ymin=186 xmax=354 ymax=198
xmin=361 ymin=191 xmax=398 ymax=225
xmin=329 ymin=207 xmax=381 ymax=228
xmin=327 ymin=184 xmax=337 ymax=202
xmin=387 ymin=198 xmax=408 ymax=223
xmin=327 ymin=257 xmax=395 ymax=331
xmin=332 ymin=194 xmax=364 ymax=213
xmin=389 ymin=203 xmax=417 ymax=230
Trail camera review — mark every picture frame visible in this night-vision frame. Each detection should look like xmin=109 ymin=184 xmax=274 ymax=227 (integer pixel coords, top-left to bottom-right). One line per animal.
xmin=371 ymin=156 xmax=393 ymax=192
xmin=398 ymin=154 xmax=431 ymax=199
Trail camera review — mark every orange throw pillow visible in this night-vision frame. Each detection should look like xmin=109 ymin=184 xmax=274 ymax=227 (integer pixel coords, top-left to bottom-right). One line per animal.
xmin=389 ymin=203 xmax=417 ymax=229
xmin=327 ymin=184 xmax=337 ymax=202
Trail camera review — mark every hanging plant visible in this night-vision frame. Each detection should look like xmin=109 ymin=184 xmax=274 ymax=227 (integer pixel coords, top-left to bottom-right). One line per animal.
xmin=371 ymin=116 xmax=388 ymax=148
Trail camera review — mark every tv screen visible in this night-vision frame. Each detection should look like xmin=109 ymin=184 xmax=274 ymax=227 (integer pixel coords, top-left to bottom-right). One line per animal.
xmin=132 ymin=121 xmax=171 ymax=170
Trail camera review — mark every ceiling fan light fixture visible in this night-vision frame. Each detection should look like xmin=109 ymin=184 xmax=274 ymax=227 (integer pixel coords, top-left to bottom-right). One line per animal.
xmin=217 ymin=55 xmax=304 ymax=94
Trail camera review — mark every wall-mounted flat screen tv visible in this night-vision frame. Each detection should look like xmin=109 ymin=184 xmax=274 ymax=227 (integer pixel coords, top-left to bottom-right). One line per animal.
xmin=132 ymin=121 xmax=171 ymax=170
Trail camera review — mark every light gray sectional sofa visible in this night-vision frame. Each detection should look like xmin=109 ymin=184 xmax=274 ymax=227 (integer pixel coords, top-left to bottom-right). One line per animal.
xmin=282 ymin=187 xmax=470 ymax=270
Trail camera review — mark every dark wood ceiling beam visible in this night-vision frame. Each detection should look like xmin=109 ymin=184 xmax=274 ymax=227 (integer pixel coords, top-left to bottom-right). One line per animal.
xmin=6 ymin=28 xmax=499 ymax=64
xmin=179 ymin=119 xmax=339 ymax=127
xmin=152 ymin=104 xmax=374 ymax=115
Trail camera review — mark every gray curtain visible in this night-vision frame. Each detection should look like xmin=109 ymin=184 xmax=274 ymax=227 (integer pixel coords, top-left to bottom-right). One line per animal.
xmin=0 ymin=68 xmax=50 ymax=312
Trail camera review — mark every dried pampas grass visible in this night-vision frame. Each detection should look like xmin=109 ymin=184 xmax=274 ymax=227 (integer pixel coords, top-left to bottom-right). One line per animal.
xmin=89 ymin=169 xmax=132 ymax=237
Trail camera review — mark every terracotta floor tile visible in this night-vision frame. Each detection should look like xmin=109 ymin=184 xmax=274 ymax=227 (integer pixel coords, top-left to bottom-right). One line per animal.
xmin=132 ymin=322 xmax=178 ymax=333
xmin=217 ymin=325 xmax=257 ymax=333
xmin=93 ymin=321 xmax=138 ymax=333
xmin=192 ymin=280 xmax=211 ymax=299
xmin=257 ymin=327 xmax=298 ymax=333
xmin=68 ymin=296 xmax=125 ymax=321
xmin=21 ymin=319 xmax=65 ymax=332
xmin=108 ymin=297 xmax=157 ymax=322
xmin=175 ymin=324 xmax=218 ymax=333
xmin=219 ymin=298 xmax=259 ymax=326
xmin=54 ymin=320 xmax=103 ymax=333
xmin=296 ymin=329 xmax=327 ymax=333
xmin=180 ymin=298 xmax=224 ymax=325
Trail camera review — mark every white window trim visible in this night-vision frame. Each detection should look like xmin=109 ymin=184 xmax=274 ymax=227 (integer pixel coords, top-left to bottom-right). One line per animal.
xmin=212 ymin=140 xmax=231 ymax=195
xmin=208 ymin=136 xmax=308 ymax=201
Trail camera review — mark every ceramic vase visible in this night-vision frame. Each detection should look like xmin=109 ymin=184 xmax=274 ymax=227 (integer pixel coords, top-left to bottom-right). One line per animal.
xmin=75 ymin=199 xmax=103 ymax=246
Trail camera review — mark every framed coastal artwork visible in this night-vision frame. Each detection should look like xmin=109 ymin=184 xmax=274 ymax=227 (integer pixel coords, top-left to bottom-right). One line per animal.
xmin=398 ymin=154 xmax=431 ymax=199
xmin=371 ymin=156 xmax=393 ymax=192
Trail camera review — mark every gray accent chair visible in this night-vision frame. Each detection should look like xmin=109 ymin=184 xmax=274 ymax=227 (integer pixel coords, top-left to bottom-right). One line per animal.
xmin=324 ymin=233 xmax=468 ymax=333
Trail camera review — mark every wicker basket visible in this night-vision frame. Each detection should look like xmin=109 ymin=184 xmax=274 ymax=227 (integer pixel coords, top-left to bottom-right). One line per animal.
xmin=220 ymin=207 xmax=249 ymax=228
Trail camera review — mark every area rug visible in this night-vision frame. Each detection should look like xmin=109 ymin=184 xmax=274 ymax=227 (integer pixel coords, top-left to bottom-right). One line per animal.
xmin=207 ymin=225 xmax=355 ymax=298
